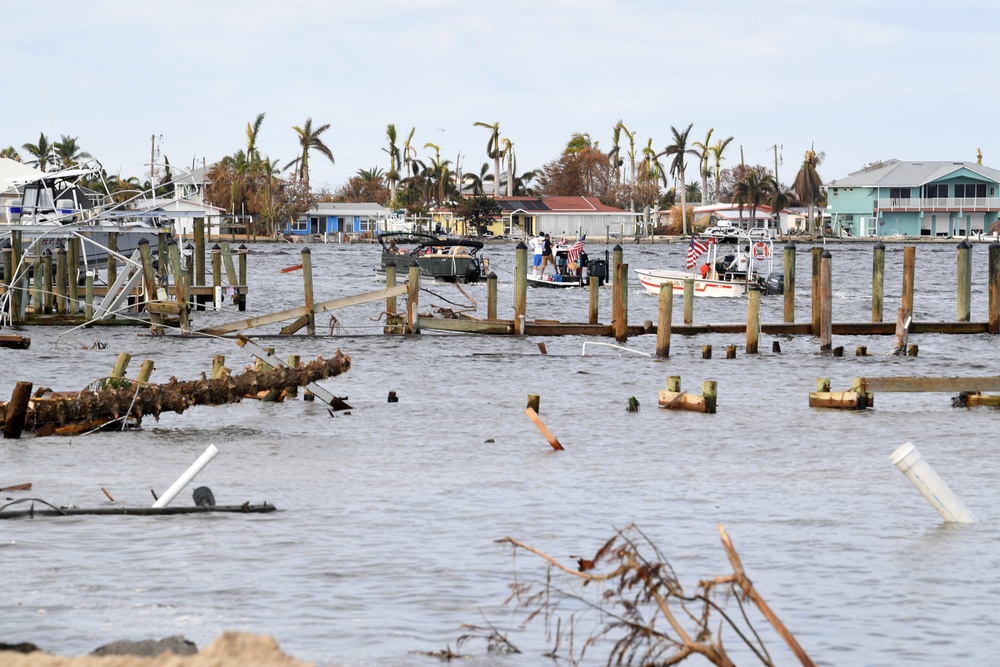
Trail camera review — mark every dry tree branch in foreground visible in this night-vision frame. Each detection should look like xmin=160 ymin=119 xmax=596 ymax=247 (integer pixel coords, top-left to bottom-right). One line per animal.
xmin=495 ymin=523 xmax=816 ymax=667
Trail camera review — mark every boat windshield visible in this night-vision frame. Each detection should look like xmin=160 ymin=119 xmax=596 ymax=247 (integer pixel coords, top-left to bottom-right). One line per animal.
xmin=21 ymin=183 xmax=54 ymax=211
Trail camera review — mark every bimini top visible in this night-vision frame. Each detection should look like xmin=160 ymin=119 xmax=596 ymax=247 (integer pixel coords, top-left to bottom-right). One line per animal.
xmin=377 ymin=231 xmax=485 ymax=253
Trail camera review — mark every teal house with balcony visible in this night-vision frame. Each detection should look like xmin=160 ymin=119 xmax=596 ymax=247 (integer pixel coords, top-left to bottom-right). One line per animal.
xmin=825 ymin=160 xmax=1000 ymax=237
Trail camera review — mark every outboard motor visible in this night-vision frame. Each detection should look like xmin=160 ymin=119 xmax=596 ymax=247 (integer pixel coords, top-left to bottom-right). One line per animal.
xmin=464 ymin=260 xmax=483 ymax=283
xmin=764 ymin=271 xmax=785 ymax=295
xmin=586 ymin=259 xmax=608 ymax=283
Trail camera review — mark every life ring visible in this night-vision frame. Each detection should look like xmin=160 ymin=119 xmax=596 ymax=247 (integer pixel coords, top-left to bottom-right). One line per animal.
xmin=752 ymin=242 xmax=770 ymax=260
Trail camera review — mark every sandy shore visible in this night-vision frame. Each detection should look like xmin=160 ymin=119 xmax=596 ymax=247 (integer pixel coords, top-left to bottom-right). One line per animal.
xmin=0 ymin=633 xmax=315 ymax=667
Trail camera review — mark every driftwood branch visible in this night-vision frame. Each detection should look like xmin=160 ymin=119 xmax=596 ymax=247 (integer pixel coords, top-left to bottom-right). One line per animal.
xmin=0 ymin=351 xmax=351 ymax=433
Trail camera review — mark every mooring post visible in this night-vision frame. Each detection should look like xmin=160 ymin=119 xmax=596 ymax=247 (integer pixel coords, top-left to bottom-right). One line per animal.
xmin=702 ymin=344 xmax=712 ymax=359
xmin=42 ymin=250 xmax=53 ymax=314
xmin=783 ymin=242 xmax=795 ymax=322
xmin=514 ymin=242 xmax=527 ymax=334
xmin=212 ymin=354 xmax=226 ymax=379
xmin=612 ymin=244 xmax=623 ymax=279
xmin=683 ymin=278 xmax=694 ymax=324
xmin=990 ymin=241 xmax=1000 ymax=334
xmin=106 ymin=232 xmax=118 ymax=290
xmin=110 ymin=352 xmax=131 ymax=384
xmin=138 ymin=240 xmax=164 ymax=334
xmin=237 ymin=243 xmax=248 ymax=312
xmin=872 ymin=241 xmax=885 ymax=323
xmin=655 ymin=282 xmax=673 ymax=358
xmin=957 ymin=239 xmax=972 ymax=322
xmin=1 ymin=243 xmax=10 ymax=300
xmin=32 ymin=256 xmax=41 ymax=315
xmin=487 ymin=271 xmax=498 ymax=320
xmin=816 ymin=378 xmax=831 ymax=392
xmin=702 ymin=380 xmax=717 ymax=414
xmin=811 ymin=246 xmax=821 ymax=335
xmin=819 ymin=248 xmax=833 ymax=351
xmin=168 ymin=239 xmax=190 ymax=333
xmin=407 ymin=261 xmax=421 ymax=334
xmin=84 ymin=270 xmax=94 ymax=320
xmin=667 ymin=376 xmax=681 ymax=392
xmin=3 ymin=381 xmax=33 ymax=439
xmin=384 ymin=261 xmax=398 ymax=334
xmin=302 ymin=247 xmax=315 ymax=335
xmin=55 ymin=245 xmax=68 ymax=315
xmin=589 ymin=275 xmax=599 ymax=324
xmin=726 ymin=344 xmax=737 ymax=359
xmin=158 ymin=228 xmax=169 ymax=273
xmin=11 ymin=230 xmax=22 ymax=322
xmin=856 ymin=345 xmax=868 ymax=356
xmin=194 ymin=217 xmax=206 ymax=287
xmin=66 ymin=236 xmax=79 ymax=314
xmin=902 ymin=245 xmax=915 ymax=315
xmin=211 ymin=243 xmax=222 ymax=311
xmin=137 ymin=359 xmax=155 ymax=384
xmin=612 ymin=262 xmax=629 ymax=343
xmin=527 ymin=394 xmax=540 ymax=413
xmin=746 ymin=288 xmax=761 ymax=354
xmin=287 ymin=355 xmax=300 ymax=397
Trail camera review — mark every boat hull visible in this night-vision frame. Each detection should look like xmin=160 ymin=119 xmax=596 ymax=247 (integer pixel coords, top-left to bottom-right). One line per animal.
xmin=634 ymin=269 xmax=747 ymax=298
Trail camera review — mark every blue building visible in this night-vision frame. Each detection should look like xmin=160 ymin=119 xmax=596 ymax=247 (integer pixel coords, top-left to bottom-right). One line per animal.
xmin=286 ymin=202 xmax=390 ymax=238
xmin=826 ymin=160 xmax=1000 ymax=237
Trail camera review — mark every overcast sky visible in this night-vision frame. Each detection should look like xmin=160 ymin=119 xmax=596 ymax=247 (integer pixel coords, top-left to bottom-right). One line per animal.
xmin=4 ymin=1 xmax=997 ymax=192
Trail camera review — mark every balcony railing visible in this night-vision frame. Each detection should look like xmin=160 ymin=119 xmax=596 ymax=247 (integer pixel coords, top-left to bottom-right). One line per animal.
xmin=875 ymin=197 xmax=1000 ymax=211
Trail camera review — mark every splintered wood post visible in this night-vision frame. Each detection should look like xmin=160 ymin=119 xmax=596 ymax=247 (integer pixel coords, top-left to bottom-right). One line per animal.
xmin=746 ymin=288 xmax=761 ymax=354
xmin=138 ymin=240 xmax=164 ymax=334
xmin=211 ymin=354 xmax=226 ymax=379
xmin=526 ymin=394 xmax=540 ymax=413
xmin=957 ymin=239 xmax=972 ymax=322
xmin=811 ymin=246 xmax=821 ymax=335
xmin=32 ymin=256 xmax=41 ymax=314
xmin=902 ymin=245 xmax=915 ymax=315
xmin=168 ymin=239 xmax=190 ymax=333
xmin=655 ymin=282 xmax=673 ymax=358
xmin=137 ymin=360 xmax=155 ymax=384
xmin=55 ymin=245 xmax=68 ymax=314
xmin=384 ymin=261 xmax=399 ymax=334
xmin=683 ymin=278 xmax=694 ymax=324
xmin=872 ymin=241 xmax=885 ymax=322
xmin=302 ymin=247 xmax=316 ymax=335
xmin=158 ymin=229 xmax=169 ymax=271
xmin=67 ymin=237 xmax=79 ymax=314
xmin=852 ymin=377 xmax=872 ymax=408
xmin=893 ymin=306 xmax=912 ymax=355
xmin=286 ymin=355 xmax=300 ymax=397
xmin=220 ymin=241 xmax=238 ymax=290
xmin=726 ymin=344 xmax=736 ymax=359
xmin=589 ymin=275 xmax=599 ymax=324
xmin=702 ymin=344 xmax=712 ymax=359
xmin=717 ymin=524 xmax=818 ymax=667
xmin=487 ymin=271 xmax=497 ymax=319
xmin=237 ymin=244 xmax=248 ymax=311
xmin=513 ymin=242 xmax=527 ymax=334
xmin=667 ymin=376 xmax=681 ymax=392
xmin=819 ymin=249 xmax=833 ymax=351
xmin=84 ymin=270 xmax=94 ymax=320
xmin=703 ymin=380 xmax=717 ymax=414
xmin=612 ymin=244 xmax=623 ymax=281
xmin=106 ymin=232 xmax=118 ymax=290
xmin=612 ymin=262 xmax=629 ymax=343
xmin=526 ymin=407 xmax=563 ymax=450
xmin=9 ymin=232 xmax=21 ymax=322
xmin=42 ymin=251 xmax=53 ymax=314
xmin=856 ymin=345 xmax=868 ymax=356
xmin=908 ymin=344 xmax=919 ymax=357
xmin=194 ymin=217 xmax=206 ymax=286
xmin=783 ymin=242 xmax=795 ymax=322
xmin=990 ymin=241 xmax=1000 ymax=334
xmin=407 ymin=261 xmax=421 ymax=334
xmin=3 ymin=381 xmax=33 ymax=439
xmin=816 ymin=378 xmax=831 ymax=392
xmin=211 ymin=243 xmax=222 ymax=310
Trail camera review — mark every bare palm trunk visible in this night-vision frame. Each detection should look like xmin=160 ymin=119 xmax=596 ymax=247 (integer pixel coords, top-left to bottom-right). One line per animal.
xmin=679 ymin=175 xmax=688 ymax=235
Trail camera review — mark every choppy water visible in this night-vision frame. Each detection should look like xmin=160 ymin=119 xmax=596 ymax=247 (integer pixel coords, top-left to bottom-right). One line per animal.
xmin=2 ymin=238 xmax=999 ymax=666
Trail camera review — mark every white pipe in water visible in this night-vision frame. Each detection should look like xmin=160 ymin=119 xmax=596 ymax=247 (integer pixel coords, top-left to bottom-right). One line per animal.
xmin=890 ymin=441 xmax=977 ymax=523
xmin=152 ymin=444 xmax=220 ymax=508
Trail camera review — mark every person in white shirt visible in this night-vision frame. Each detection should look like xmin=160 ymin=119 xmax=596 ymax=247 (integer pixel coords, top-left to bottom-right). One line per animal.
xmin=531 ymin=234 xmax=544 ymax=275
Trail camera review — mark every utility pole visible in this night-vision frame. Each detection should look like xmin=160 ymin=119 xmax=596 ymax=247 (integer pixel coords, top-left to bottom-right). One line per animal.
xmin=150 ymin=134 xmax=155 ymax=193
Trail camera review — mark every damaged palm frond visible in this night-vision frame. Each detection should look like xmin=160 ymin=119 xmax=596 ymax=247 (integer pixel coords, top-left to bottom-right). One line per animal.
xmin=493 ymin=523 xmax=816 ymax=667
xmin=0 ymin=351 xmax=351 ymax=434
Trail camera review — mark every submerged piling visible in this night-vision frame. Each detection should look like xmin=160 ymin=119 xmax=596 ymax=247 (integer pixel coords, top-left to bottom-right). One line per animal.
xmin=957 ymin=239 xmax=972 ymax=322
xmin=872 ymin=241 xmax=885 ymax=322
xmin=783 ymin=242 xmax=795 ymax=323
xmin=655 ymin=282 xmax=673 ymax=358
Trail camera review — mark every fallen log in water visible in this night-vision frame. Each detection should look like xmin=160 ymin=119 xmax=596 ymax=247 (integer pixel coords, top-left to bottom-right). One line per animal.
xmin=0 ymin=501 xmax=276 ymax=519
xmin=0 ymin=351 xmax=351 ymax=434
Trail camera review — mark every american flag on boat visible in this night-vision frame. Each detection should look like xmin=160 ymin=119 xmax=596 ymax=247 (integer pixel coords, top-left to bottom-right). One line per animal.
xmin=567 ymin=234 xmax=586 ymax=263
xmin=686 ymin=233 xmax=708 ymax=269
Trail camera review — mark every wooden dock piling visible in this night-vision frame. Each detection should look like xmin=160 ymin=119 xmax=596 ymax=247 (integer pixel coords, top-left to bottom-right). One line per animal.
xmin=55 ymin=245 xmax=68 ymax=314
xmin=902 ymin=245 xmax=915 ymax=315
xmin=3 ymin=381 xmax=33 ymax=439
xmin=384 ymin=262 xmax=399 ymax=334
xmin=746 ymin=288 xmax=761 ymax=354
xmin=990 ymin=241 xmax=1000 ymax=334
xmin=237 ymin=244 xmax=248 ymax=311
xmin=67 ymin=237 xmax=79 ymax=314
xmin=811 ymin=246 xmax=821 ymax=335
xmin=703 ymin=380 xmax=717 ymax=414
xmin=302 ymin=247 xmax=316 ymax=335
xmin=872 ymin=241 xmax=885 ymax=322
xmin=612 ymin=262 xmax=629 ymax=343
xmin=589 ymin=275 xmax=599 ymax=324
xmin=726 ymin=344 xmax=737 ymax=359
xmin=702 ymin=345 xmax=712 ymax=359
xmin=655 ymin=282 xmax=673 ymax=358
xmin=819 ymin=249 xmax=832 ymax=351
xmin=783 ymin=242 xmax=795 ymax=322
xmin=487 ymin=271 xmax=497 ymax=320
xmin=514 ymin=242 xmax=527 ymax=335
xmin=957 ymin=239 xmax=972 ymax=322
xmin=168 ymin=239 xmax=190 ymax=333
xmin=107 ymin=232 xmax=118 ymax=290
xmin=407 ymin=261 xmax=420 ymax=334
xmin=211 ymin=244 xmax=222 ymax=310
xmin=527 ymin=394 xmax=540 ymax=413
xmin=683 ymin=278 xmax=694 ymax=324
xmin=658 ymin=375 xmax=716 ymax=413
xmin=194 ymin=217 xmax=206 ymax=287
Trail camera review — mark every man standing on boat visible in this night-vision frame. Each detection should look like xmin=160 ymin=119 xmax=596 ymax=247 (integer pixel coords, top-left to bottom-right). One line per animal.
xmin=539 ymin=234 xmax=557 ymax=276
xmin=531 ymin=233 xmax=544 ymax=276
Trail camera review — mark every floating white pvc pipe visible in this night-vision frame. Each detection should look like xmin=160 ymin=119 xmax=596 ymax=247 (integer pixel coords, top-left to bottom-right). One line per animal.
xmin=890 ymin=441 xmax=977 ymax=523
xmin=152 ymin=444 xmax=220 ymax=508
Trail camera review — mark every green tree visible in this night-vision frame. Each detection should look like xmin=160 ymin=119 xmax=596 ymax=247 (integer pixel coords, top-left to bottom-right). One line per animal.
xmin=793 ymin=147 xmax=824 ymax=235
xmin=732 ymin=170 xmax=775 ymax=228
xmin=709 ymin=136 xmax=734 ymax=204
xmin=246 ymin=112 xmax=266 ymax=167
xmin=453 ymin=194 xmax=500 ymax=236
xmin=22 ymin=133 xmax=54 ymax=172
xmin=661 ymin=123 xmax=698 ymax=234
xmin=287 ymin=117 xmax=335 ymax=192
xmin=0 ymin=146 xmax=21 ymax=161
xmin=464 ymin=162 xmax=490 ymax=196
xmin=609 ymin=122 xmax=624 ymax=185
xmin=52 ymin=135 xmax=92 ymax=169
xmin=692 ymin=128 xmax=721 ymax=204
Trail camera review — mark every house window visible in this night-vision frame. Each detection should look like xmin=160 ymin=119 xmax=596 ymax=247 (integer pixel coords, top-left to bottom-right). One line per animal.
xmin=291 ymin=217 xmax=308 ymax=232
xmin=925 ymin=184 xmax=947 ymax=198
xmin=954 ymin=183 xmax=986 ymax=198
xmin=889 ymin=187 xmax=910 ymax=199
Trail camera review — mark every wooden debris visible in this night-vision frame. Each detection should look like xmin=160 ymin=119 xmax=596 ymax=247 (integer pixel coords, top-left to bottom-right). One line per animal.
xmin=0 ymin=335 xmax=30 ymax=349
xmin=525 ymin=407 xmax=563 ymax=450
xmin=0 ymin=502 xmax=277 ymax=519
xmin=0 ymin=483 xmax=31 ymax=492
xmin=0 ymin=351 xmax=351 ymax=434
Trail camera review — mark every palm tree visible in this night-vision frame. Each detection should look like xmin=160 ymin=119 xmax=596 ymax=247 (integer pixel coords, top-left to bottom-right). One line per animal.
xmin=638 ymin=138 xmax=663 ymax=185
xmin=246 ymin=112 xmax=266 ymax=167
xmin=52 ymin=135 xmax=92 ymax=170
xmin=661 ymin=123 xmax=698 ymax=234
xmin=793 ymin=147 xmax=824 ymax=236
xmin=22 ymin=133 xmax=54 ymax=172
xmin=564 ymin=132 xmax=595 ymax=155
xmin=617 ymin=121 xmax=638 ymax=211
xmin=287 ymin=117 xmax=335 ymax=192
xmin=384 ymin=124 xmax=401 ymax=203
xmin=609 ymin=122 xmax=623 ymax=184
xmin=357 ymin=167 xmax=385 ymax=181
xmin=501 ymin=138 xmax=515 ymax=197
xmin=0 ymin=147 xmax=21 ymax=161
xmin=691 ymin=127 xmax=715 ymax=205
xmin=709 ymin=136 xmax=735 ymax=204
xmin=732 ymin=170 xmax=775 ymax=228
xmin=402 ymin=127 xmax=418 ymax=180
xmin=473 ymin=121 xmax=502 ymax=197
xmin=464 ymin=163 xmax=490 ymax=196
xmin=512 ymin=169 xmax=538 ymax=196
